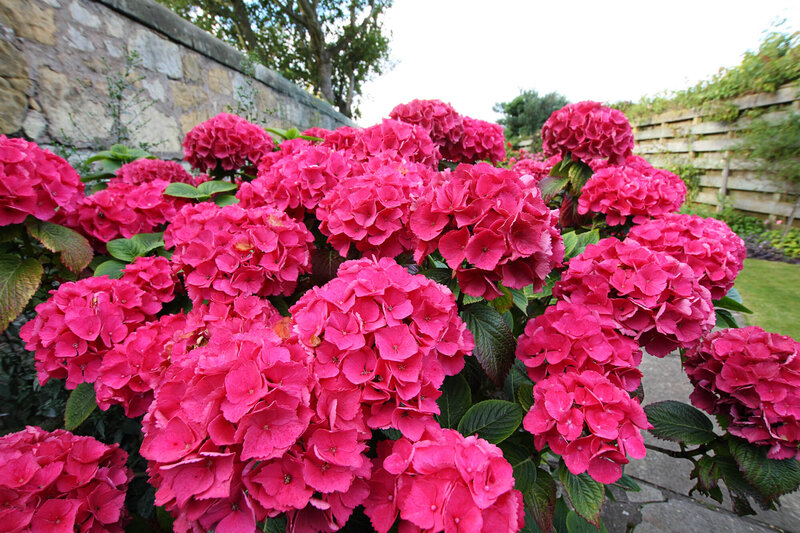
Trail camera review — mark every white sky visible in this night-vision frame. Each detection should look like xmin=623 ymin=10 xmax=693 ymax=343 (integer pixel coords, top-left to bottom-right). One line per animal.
xmin=357 ymin=0 xmax=800 ymax=127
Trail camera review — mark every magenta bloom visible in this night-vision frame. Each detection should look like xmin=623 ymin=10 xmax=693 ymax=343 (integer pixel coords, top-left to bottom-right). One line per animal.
xmin=290 ymin=257 xmax=475 ymax=440
xmin=363 ymin=426 xmax=524 ymax=533
xmin=182 ymin=112 xmax=274 ymax=172
xmin=523 ymin=370 xmax=651 ymax=484
xmin=0 ymin=426 xmax=131 ymax=533
xmin=317 ymin=158 xmax=430 ymax=258
xmin=516 ymin=300 xmax=643 ymax=392
xmin=512 ymin=154 xmax=561 ymax=185
xmin=627 ymin=213 xmax=746 ymax=300
xmin=120 ymin=255 xmax=178 ymax=304
xmin=411 ymin=163 xmax=563 ymax=299
xmin=0 ymin=135 xmax=84 ymax=226
xmin=113 ymin=158 xmax=198 ymax=186
xmin=553 ymin=237 xmax=715 ymax=357
xmin=578 ymin=156 xmax=686 ymax=225
xmin=390 ymin=99 xmax=464 ymax=149
xmin=683 ymin=327 xmax=800 ymax=460
xmin=19 ymin=275 xmax=165 ymax=389
xmin=443 ymin=116 xmax=507 ymax=164
xmin=165 ymin=202 xmax=313 ymax=304
xmin=542 ymin=101 xmax=634 ymax=164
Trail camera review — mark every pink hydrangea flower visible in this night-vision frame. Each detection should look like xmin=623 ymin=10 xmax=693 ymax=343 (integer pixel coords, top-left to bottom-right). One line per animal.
xmin=113 ymin=158 xmax=198 ymax=186
xmin=19 ymin=275 xmax=165 ymax=389
xmin=516 ymin=300 xmax=643 ymax=392
xmin=683 ymin=327 xmax=800 ymax=460
xmin=363 ymin=426 xmax=524 ymax=533
xmin=182 ymin=112 xmax=274 ymax=172
xmin=578 ymin=156 xmax=686 ymax=225
xmin=317 ymin=158 xmax=430 ymax=258
xmin=120 ymin=255 xmax=178 ymax=304
xmin=390 ymin=99 xmax=464 ymax=149
xmin=542 ymin=101 xmax=634 ymax=165
xmin=290 ymin=257 xmax=475 ymax=440
xmin=512 ymin=154 xmax=561 ymax=185
xmin=553 ymin=237 xmax=715 ymax=357
xmin=523 ymin=370 xmax=651 ymax=483
xmin=443 ymin=116 xmax=506 ymax=164
xmin=0 ymin=426 xmax=131 ymax=533
xmin=628 ymin=213 xmax=746 ymax=300
xmin=165 ymin=202 xmax=313 ymax=304
xmin=410 ymin=163 xmax=563 ymax=299
xmin=0 ymin=135 xmax=84 ymax=226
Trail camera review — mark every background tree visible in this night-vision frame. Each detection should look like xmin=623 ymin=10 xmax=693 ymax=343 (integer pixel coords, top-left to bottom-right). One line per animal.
xmin=157 ymin=0 xmax=393 ymax=118
xmin=494 ymin=89 xmax=569 ymax=142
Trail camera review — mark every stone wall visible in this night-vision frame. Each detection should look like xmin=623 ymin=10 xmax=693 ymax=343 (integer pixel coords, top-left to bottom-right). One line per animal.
xmin=0 ymin=0 xmax=354 ymax=160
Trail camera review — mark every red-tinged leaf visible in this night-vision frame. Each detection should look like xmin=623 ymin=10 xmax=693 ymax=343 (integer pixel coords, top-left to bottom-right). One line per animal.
xmin=0 ymin=254 xmax=43 ymax=331
xmin=26 ymin=220 xmax=93 ymax=273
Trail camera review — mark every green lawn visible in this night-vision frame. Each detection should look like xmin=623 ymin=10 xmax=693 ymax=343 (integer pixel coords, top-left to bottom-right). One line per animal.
xmin=733 ymin=258 xmax=800 ymax=340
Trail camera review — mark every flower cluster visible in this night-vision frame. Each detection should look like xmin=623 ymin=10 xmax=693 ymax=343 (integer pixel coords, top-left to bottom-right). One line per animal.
xmin=0 ymin=135 xmax=84 ymax=226
xmin=523 ymin=370 xmax=651 ymax=483
xmin=411 ymin=162 xmax=563 ymax=299
xmin=444 ymin=116 xmax=506 ymax=164
xmin=553 ymin=238 xmax=715 ymax=357
xmin=290 ymin=257 xmax=475 ymax=440
xmin=541 ymin=101 xmax=634 ymax=165
xmin=389 ymin=99 xmax=463 ymax=148
xmin=61 ymin=179 xmax=188 ymax=246
xmin=0 ymin=426 xmax=131 ymax=533
xmin=683 ymin=327 xmax=800 ymax=460
xmin=516 ymin=300 xmax=643 ymax=392
xmin=627 ymin=213 xmax=746 ymax=300
xmin=321 ymin=119 xmax=441 ymax=168
xmin=578 ymin=156 xmax=686 ymax=225
xmin=512 ymin=154 xmax=561 ymax=185
xmin=120 ymin=255 xmax=178 ymax=304
xmin=165 ymin=202 xmax=313 ymax=304
xmin=364 ymin=426 xmax=524 ymax=533
xmin=237 ymin=142 xmax=353 ymax=219
xmin=317 ymin=159 xmax=429 ymax=258
xmin=182 ymin=112 xmax=274 ymax=173
xmin=113 ymin=158 xmax=198 ymax=185
xmin=19 ymin=275 xmax=164 ymax=389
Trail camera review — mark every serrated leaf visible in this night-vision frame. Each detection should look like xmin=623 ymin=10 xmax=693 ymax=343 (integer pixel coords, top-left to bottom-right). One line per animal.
xmin=558 ymin=465 xmax=605 ymax=526
xmin=64 ymin=382 xmax=97 ymax=430
xmin=0 ymin=255 xmax=43 ymax=331
xmin=566 ymin=510 xmax=601 ymax=533
xmin=457 ymin=399 xmax=523 ymax=444
xmin=504 ymin=359 xmax=533 ymax=401
xmin=524 ymin=467 xmax=557 ymax=533
xmin=489 ymin=284 xmax=514 ymax=313
xmin=460 ymin=302 xmax=517 ymax=385
xmin=612 ymin=474 xmax=641 ymax=493
xmin=728 ymin=437 xmax=800 ymax=502
xmin=715 ymin=308 xmax=740 ymax=328
xmin=567 ymin=159 xmax=594 ymax=193
xmin=462 ymin=293 xmax=484 ymax=305
xmin=539 ymin=176 xmax=569 ymax=202
xmin=197 ymin=180 xmax=238 ymax=196
xmin=562 ymin=231 xmax=579 ymax=258
xmin=164 ymin=182 xmax=205 ymax=199
xmin=713 ymin=296 xmax=753 ymax=314
xmin=106 ymin=237 xmax=147 ymax=262
xmin=644 ymin=400 xmax=717 ymax=445
xmin=419 ymin=268 xmax=452 ymax=286
xmin=26 ymin=220 xmax=93 ymax=273
xmin=94 ymin=259 xmax=127 ymax=279
xmin=262 ymin=516 xmax=286 ymax=533
xmin=213 ymin=193 xmax=240 ymax=206
xmin=518 ymin=383 xmax=534 ymax=412
xmin=130 ymin=232 xmax=165 ymax=254
xmin=500 ymin=440 xmax=536 ymax=492
xmin=574 ymin=229 xmax=600 ymax=256
xmin=510 ymin=287 xmax=528 ymax=313
xmin=436 ymin=374 xmax=471 ymax=429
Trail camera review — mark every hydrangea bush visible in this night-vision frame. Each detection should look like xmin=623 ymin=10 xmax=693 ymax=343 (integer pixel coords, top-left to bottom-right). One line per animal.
xmin=1 ymin=100 xmax=799 ymax=533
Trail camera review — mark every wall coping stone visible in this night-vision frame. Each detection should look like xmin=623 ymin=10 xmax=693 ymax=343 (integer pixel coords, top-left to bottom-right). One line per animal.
xmin=93 ymin=0 xmax=356 ymax=127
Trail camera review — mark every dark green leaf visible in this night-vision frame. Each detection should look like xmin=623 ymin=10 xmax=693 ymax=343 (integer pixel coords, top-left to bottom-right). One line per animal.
xmin=164 ymin=182 xmax=205 ymax=199
xmin=728 ymin=437 xmax=800 ymax=501
xmin=131 ymin=232 xmax=165 ymax=254
xmin=612 ymin=474 xmax=641 ymax=493
xmin=518 ymin=383 xmax=534 ymax=413
xmin=567 ymin=159 xmax=594 ymax=193
xmin=539 ymin=176 xmax=569 ymax=202
xmin=510 ymin=287 xmax=528 ymax=313
xmin=690 ymin=455 xmax=723 ymax=502
xmin=213 ymin=193 xmax=240 ymax=206
xmin=381 ymin=428 xmax=403 ymax=440
xmin=462 ymin=293 xmax=484 ymax=305
xmin=156 ymin=507 xmax=175 ymax=531
xmin=26 ymin=220 xmax=93 ymax=273
xmin=0 ymin=224 xmax=23 ymax=243
xmin=566 ymin=510 xmax=601 ymax=533
xmin=197 ymin=180 xmax=238 ymax=196
xmin=504 ymin=359 xmax=533 ymax=402
xmin=644 ymin=400 xmax=717 ymax=445
xmin=713 ymin=296 xmax=753 ymax=314
xmin=419 ymin=268 xmax=452 ymax=286
xmin=726 ymin=287 xmax=744 ymax=303
xmin=0 ymin=255 xmax=43 ymax=331
xmin=562 ymin=231 xmax=579 ymax=258
xmin=524 ymin=467 xmax=557 ymax=533
xmin=715 ymin=308 xmax=740 ymax=328
xmin=94 ymin=259 xmax=127 ymax=279
xmin=500 ymin=440 xmax=536 ymax=492
xmin=262 ymin=516 xmax=286 ymax=533
xmin=457 ymin=399 xmax=523 ymax=444
xmin=64 ymin=382 xmax=97 ymax=431
xmin=106 ymin=237 xmax=146 ymax=262
xmin=436 ymin=374 xmax=471 ymax=429
xmin=460 ymin=302 xmax=517 ymax=385
xmin=559 ymin=464 xmax=605 ymax=526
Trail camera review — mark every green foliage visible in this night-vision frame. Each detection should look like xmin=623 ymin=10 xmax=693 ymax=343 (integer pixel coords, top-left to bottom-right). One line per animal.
xmin=164 ymin=181 xmax=240 ymax=202
xmin=644 ymin=400 xmax=717 ymax=445
xmin=558 ymin=464 xmax=605 ymax=526
xmin=736 ymin=112 xmax=800 ymax=185
xmin=460 ymin=302 xmax=517 ymax=385
xmin=457 ymin=399 xmax=523 ymax=444
xmin=83 ymin=144 xmax=154 ymax=182
xmin=106 ymin=233 xmax=166 ymax=263
xmin=435 ymin=374 xmax=471 ymax=429
xmin=665 ymin=162 xmax=703 ymax=203
xmin=25 ymin=220 xmax=93 ymax=274
xmin=760 ymin=228 xmax=800 ymax=258
xmin=64 ymin=383 xmax=97 ymax=431
xmin=0 ymin=255 xmax=43 ymax=332
xmin=494 ymin=89 xmax=569 ymax=140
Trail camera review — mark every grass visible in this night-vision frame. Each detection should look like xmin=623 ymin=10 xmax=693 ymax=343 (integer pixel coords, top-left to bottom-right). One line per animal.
xmin=733 ymin=258 xmax=800 ymax=339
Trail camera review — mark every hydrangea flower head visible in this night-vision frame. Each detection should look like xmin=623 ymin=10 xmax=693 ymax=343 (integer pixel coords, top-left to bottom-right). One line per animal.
xmin=113 ymin=158 xmax=199 ymax=186
xmin=389 ymin=99 xmax=464 ymax=148
xmin=513 ymin=154 xmax=561 ymax=185
xmin=0 ymin=135 xmax=84 ymax=226
xmin=542 ymin=101 xmax=634 ymax=164
xmin=443 ymin=116 xmax=506 ymax=164
xmin=322 ymin=119 xmax=441 ymax=168
xmin=182 ymin=112 xmax=274 ymax=172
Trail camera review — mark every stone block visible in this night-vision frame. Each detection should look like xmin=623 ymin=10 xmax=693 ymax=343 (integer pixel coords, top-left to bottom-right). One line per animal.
xmin=0 ymin=39 xmax=29 ymax=134
xmin=37 ymin=66 xmax=112 ymax=143
xmin=182 ymin=54 xmax=202 ymax=83
xmin=180 ymin=109 xmax=212 ymax=135
xmin=170 ymin=82 xmax=208 ymax=110
xmin=66 ymin=25 xmax=95 ymax=52
xmin=0 ymin=0 xmax=57 ymax=45
xmin=129 ymin=106 xmax=181 ymax=155
xmin=22 ymin=110 xmax=47 ymax=140
xmin=105 ymin=13 xmax=126 ymax=39
xmin=69 ymin=0 xmax=101 ymax=28
xmin=208 ymin=67 xmax=231 ymax=95
xmin=130 ymin=30 xmax=182 ymax=79
xmin=142 ymin=78 xmax=166 ymax=102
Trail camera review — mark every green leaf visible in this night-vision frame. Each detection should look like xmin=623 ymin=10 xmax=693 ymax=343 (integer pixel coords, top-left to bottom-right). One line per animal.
xmin=726 ymin=287 xmax=744 ymax=303
xmin=213 ymin=193 xmax=240 ymax=206
xmin=457 ymin=399 xmax=523 ymax=444
xmin=524 ymin=467 xmax=557 ymax=533
xmin=510 ymin=287 xmax=528 ymax=313
xmin=559 ymin=465 xmax=605 ymax=526
xmin=728 ymin=437 xmax=800 ymax=501
xmin=562 ymin=231 xmax=579 ymax=258
xmin=0 ymin=255 xmax=43 ymax=331
xmin=612 ymin=474 xmax=641 ymax=493
xmin=715 ymin=308 xmax=740 ymax=328
xmin=131 ymin=232 xmax=165 ymax=254
xmin=0 ymin=224 xmax=23 ymax=243
xmin=518 ymin=383 xmax=534 ymax=412
xmin=164 ymin=182 xmax=205 ymax=199
xmin=197 ymin=180 xmax=238 ymax=196
xmin=462 ymin=293 xmax=484 ymax=305
xmin=504 ymin=359 xmax=533 ymax=402
xmin=262 ymin=515 xmax=286 ymax=533
xmin=156 ymin=507 xmax=175 ymax=531
xmin=26 ymin=220 xmax=93 ymax=273
xmin=644 ymin=400 xmax=717 ymax=445
xmin=539 ymin=176 xmax=569 ymax=202
xmin=436 ymin=374 xmax=471 ymax=429
xmin=381 ymin=428 xmax=403 ymax=440
xmin=94 ymin=259 xmax=127 ymax=279
xmin=64 ymin=382 xmax=97 ymax=431
xmin=489 ymin=284 xmax=514 ymax=313
xmin=500 ymin=440 xmax=536 ymax=492
xmin=713 ymin=296 xmax=753 ymax=314
xmin=460 ymin=302 xmax=517 ymax=385
xmin=574 ymin=229 xmax=600 ymax=255
xmin=106 ymin=237 xmax=146 ymax=262
xmin=566 ymin=511 xmax=602 ymax=533
xmin=567 ymin=159 xmax=594 ymax=193
xmin=419 ymin=268 xmax=451 ymax=286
